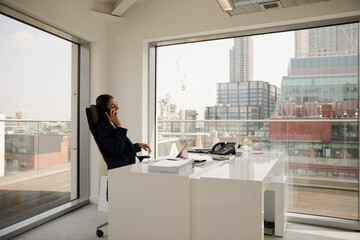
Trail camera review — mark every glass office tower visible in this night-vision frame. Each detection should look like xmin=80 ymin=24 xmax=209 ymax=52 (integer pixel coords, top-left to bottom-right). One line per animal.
xmin=205 ymin=36 xmax=280 ymax=145
xmin=282 ymin=55 xmax=358 ymax=103
xmin=229 ymin=37 xmax=253 ymax=82
xmin=296 ymin=24 xmax=358 ymax=57
xmin=204 ymin=80 xmax=280 ymax=144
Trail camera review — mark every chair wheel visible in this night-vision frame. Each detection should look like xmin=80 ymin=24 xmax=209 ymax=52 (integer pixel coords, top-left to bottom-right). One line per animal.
xmin=96 ymin=229 xmax=104 ymax=237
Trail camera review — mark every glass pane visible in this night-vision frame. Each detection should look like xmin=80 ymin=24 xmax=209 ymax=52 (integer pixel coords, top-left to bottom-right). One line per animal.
xmin=281 ymin=23 xmax=359 ymax=220
xmin=0 ymin=14 xmax=76 ymax=229
xmin=156 ymin=22 xmax=359 ymax=220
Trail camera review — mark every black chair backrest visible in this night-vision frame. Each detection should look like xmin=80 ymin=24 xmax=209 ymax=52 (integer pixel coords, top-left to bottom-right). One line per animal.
xmin=86 ymin=105 xmax=150 ymax=166
xmin=86 ymin=105 xmax=108 ymax=165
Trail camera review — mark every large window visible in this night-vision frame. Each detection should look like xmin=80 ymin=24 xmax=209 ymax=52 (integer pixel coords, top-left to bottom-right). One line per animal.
xmin=0 ymin=12 xmax=78 ymax=231
xmin=156 ymin=23 xmax=359 ymax=222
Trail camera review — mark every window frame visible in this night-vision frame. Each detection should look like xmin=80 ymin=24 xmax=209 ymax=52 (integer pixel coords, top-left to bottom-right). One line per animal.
xmin=148 ymin=16 xmax=360 ymax=231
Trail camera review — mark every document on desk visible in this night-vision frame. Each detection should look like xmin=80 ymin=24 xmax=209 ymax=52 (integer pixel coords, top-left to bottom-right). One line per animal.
xmin=148 ymin=159 xmax=193 ymax=174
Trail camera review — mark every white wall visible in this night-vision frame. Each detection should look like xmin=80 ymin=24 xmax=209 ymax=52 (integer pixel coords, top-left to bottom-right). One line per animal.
xmin=2 ymin=0 xmax=360 ymax=201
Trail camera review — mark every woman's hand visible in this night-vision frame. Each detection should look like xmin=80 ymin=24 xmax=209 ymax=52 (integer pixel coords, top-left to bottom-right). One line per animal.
xmin=138 ymin=143 xmax=152 ymax=154
xmin=105 ymin=108 xmax=122 ymax=128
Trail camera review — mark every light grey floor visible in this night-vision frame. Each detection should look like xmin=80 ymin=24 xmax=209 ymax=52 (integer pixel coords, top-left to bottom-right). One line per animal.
xmin=11 ymin=204 xmax=108 ymax=240
xmin=10 ymin=204 xmax=360 ymax=240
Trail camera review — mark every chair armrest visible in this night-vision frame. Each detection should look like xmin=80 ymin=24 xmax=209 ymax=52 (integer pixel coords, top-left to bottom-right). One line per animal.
xmin=137 ymin=155 xmax=150 ymax=162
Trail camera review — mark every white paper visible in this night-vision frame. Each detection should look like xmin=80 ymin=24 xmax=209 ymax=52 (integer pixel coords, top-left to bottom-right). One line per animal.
xmin=98 ymin=176 xmax=108 ymax=213
xmin=148 ymin=159 xmax=193 ymax=173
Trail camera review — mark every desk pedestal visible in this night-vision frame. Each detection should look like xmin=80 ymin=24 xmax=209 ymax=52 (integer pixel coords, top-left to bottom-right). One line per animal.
xmin=200 ymin=178 xmax=264 ymax=240
xmin=108 ymin=171 xmax=190 ymax=240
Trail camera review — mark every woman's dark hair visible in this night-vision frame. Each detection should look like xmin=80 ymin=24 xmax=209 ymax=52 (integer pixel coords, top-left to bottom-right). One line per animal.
xmin=96 ymin=94 xmax=113 ymax=118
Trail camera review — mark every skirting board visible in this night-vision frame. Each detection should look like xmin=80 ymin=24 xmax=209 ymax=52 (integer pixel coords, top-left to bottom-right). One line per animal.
xmin=89 ymin=196 xmax=99 ymax=205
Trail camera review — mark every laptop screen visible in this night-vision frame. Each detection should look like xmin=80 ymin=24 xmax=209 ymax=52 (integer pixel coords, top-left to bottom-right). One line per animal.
xmin=175 ymin=141 xmax=191 ymax=158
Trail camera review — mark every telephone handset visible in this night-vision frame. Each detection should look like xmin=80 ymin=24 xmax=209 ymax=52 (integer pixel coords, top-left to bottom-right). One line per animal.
xmin=210 ymin=142 xmax=236 ymax=155
xmin=96 ymin=106 xmax=110 ymax=119
xmin=98 ymin=106 xmax=112 ymax=117
xmin=104 ymin=107 xmax=111 ymax=116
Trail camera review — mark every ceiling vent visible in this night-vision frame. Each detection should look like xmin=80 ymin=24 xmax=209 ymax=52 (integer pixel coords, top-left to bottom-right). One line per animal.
xmin=217 ymin=0 xmax=330 ymax=16
xmin=259 ymin=1 xmax=283 ymax=10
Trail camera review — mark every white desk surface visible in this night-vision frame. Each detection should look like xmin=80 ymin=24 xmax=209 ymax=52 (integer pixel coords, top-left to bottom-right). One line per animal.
xmin=109 ymin=152 xmax=281 ymax=182
xmin=199 ymin=152 xmax=281 ymax=182
xmin=109 ymin=153 xmax=235 ymax=178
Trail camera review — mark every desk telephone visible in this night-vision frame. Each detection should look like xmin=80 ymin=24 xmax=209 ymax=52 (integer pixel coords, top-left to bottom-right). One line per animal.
xmin=210 ymin=142 xmax=237 ymax=155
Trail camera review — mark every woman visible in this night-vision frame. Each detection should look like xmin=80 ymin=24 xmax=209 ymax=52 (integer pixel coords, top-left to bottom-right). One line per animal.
xmin=95 ymin=94 xmax=151 ymax=170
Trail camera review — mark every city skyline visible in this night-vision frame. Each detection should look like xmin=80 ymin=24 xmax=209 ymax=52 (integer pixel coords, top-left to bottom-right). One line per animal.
xmin=157 ymin=31 xmax=295 ymax=119
xmin=157 ymin=23 xmax=359 ymax=120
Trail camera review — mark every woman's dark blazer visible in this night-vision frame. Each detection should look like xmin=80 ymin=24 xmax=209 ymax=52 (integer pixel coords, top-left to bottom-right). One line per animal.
xmin=95 ymin=118 xmax=141 ymax=170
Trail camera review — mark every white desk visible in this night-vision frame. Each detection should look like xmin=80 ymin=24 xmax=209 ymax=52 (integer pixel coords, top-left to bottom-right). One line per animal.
xmin=108 ymin=152 xmax=286 ymax=240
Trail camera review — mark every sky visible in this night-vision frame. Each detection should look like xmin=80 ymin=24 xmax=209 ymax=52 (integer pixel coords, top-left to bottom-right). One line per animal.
xmin=0 ymin=12 xmax=294 ymax=121
xmin=0 ymin=14 xmax=72 ymax=120
xmin=157 ymin=31 xmax=295 ymax=119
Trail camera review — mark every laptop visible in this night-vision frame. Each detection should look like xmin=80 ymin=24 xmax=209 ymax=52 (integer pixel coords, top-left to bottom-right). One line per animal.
xmin=166 ymin=141 xmax=191 ymax=160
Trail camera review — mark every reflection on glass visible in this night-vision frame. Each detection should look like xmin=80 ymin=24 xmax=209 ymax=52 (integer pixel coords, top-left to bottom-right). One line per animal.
xmin=156 ymin=23 xmax=359 ymax=220
xmin=1 ymin=121 xmax=73 ymax=229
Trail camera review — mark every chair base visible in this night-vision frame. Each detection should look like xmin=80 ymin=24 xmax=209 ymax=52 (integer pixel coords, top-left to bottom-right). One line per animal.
xmin=96 ymin=221 xmax=108 ymax=238
xmin=137 ymin=155 xmax=150 ymax=162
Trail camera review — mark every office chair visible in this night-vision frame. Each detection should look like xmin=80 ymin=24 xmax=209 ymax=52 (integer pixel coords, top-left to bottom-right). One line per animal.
xmin=85 ymin=104 xmax=149 ymax=238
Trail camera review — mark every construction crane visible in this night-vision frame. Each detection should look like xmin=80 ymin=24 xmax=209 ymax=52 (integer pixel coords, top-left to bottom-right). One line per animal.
xmin=16 ymin=100 xmax=24 ymax=126
xmin=175 ymin=59 xmax=186 ymax=133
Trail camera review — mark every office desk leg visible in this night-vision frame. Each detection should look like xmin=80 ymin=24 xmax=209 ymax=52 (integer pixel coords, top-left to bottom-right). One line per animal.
xmin=266 ymin=176 xmax=287 ymax=237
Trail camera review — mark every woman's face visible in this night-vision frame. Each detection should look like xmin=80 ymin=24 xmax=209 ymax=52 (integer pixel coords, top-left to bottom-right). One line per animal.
xmin=106 ymin=98 xmax=119 ymax=112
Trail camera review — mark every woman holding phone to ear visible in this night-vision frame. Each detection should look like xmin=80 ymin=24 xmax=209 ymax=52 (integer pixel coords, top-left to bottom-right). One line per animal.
xmin=95 ymin=94 xmax=152 ymax=170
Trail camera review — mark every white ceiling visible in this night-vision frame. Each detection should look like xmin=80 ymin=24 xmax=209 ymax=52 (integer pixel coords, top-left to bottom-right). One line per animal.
xmin=92 ymin=0 xmax=331 ymax=19
xmin=92 ymin=0 xmax=150 ymax=18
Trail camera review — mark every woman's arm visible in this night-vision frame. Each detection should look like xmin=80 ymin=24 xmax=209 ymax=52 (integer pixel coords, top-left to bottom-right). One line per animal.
xmin=96 ymin=120 xmax=127 ymax=157
xmin=136 ymin=143 xmax=152 ymax=154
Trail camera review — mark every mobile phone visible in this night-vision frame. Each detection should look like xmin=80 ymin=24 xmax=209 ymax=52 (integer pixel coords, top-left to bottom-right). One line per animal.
xmin=97 ymin=106 xmax=111 ymax=117
xmin=104 ymin=107 xmax=111 ymax=115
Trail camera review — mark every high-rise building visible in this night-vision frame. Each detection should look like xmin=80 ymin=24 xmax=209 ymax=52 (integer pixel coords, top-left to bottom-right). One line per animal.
xmin=157 ymin=95 xmax=177 ymax=133
xmin=295 ymin=23 xmax=358 ymax=57
xmin=205 ymin=36 xmax=279 ymax=144
xmin=266 ymin=23 xmax=359 ymax=181
xmin=229 ymin=37 xmax=253 ymax=82
xmin=282 ymin=55 xmax=358 ymax=103
xmin=282 ymin=23 xmax=358 ymax=106
xmin=206 ymin=81 xmax=280 ymax=120
xmin=205 ymin=81 xmax=280 ymax=138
